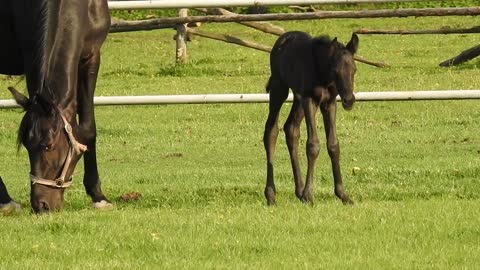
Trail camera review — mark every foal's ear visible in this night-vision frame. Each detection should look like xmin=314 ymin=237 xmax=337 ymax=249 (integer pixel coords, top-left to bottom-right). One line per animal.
xmin=8 ymin=87 xmax=30 ymax=109
xmin=328 ymin=37 xmax=339 ymax=56
xmin=346 ymin=33 xmax=359 ymax=54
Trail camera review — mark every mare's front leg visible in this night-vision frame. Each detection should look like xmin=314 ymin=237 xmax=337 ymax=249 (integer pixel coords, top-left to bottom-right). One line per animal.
xmin=301 ymin=96 xmax=320 ymax=205
xmin=78 ymin=52 xmax=112 ymax=209
xmin=0 ymin=177 xmax=21 ymax=212
xmin=320 ymin=100 xmax=353 ymax=205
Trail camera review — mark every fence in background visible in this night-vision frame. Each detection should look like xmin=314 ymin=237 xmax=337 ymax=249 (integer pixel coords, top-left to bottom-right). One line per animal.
xmin=2 ymin=91 xmax=480 ymax=108
xmin=2 ymin=0 xmax=477 ymax=109
xmin=108 ymin=0 xmax=444 ymax=10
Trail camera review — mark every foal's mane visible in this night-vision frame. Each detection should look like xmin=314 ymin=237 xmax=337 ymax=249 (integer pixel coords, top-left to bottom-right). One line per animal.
xmin=311 ymin=35 xmax=340 ymax=84
xmin=312 ymin=35 xmax=332 ymax=47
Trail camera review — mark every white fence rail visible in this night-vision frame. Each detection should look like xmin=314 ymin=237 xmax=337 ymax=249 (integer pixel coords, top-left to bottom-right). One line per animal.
xmin=1 ymin=90 xmax=480 ymax=108
xmin=108 ymin=0 xmax=435 ymax=10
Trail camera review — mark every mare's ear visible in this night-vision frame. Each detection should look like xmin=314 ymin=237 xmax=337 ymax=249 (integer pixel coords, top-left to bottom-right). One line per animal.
xmin=346 ymin=33 xmax=359 ymax=54
xmin=8 ymin=87 xmax=30 ymax=109
xmin=33 ymin=93 xmax=55 ymax=116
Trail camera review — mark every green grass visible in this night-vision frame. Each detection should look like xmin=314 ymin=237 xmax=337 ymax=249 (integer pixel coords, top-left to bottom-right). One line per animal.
xmin=1 ymin=11 xmax=480 ymax=270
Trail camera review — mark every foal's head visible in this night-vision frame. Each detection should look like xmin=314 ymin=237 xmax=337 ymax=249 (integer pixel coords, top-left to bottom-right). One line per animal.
xmin=9 ymin=87 xmax=85 ymax=213
xmin=314 ymin=33 xmax=359 ymax=110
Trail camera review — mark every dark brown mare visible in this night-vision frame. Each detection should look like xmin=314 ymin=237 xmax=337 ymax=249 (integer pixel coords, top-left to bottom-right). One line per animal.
xmin=0 ymin=0 xmax=112 ymax=213
xmin=263 ymin=31 xmax=359 ymax=205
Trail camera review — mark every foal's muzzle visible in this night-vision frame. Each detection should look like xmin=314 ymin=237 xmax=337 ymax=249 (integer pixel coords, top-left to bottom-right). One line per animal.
xmin=342 ymin=94 xmax=356 ymax=110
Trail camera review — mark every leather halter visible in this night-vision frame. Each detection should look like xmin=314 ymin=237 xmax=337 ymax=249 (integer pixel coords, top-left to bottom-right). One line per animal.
xmin=30 ymin=115 xmax=87 ymax=188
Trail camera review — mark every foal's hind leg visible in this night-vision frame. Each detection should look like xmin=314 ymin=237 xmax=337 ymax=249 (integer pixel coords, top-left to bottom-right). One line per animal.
xmin=320 ymin=101 xmax=353 ymax=205
xmin=283 ymin=96 xmax=305 ymax=199
xmin=263 ymin=78 xmax=288 ymax=205
xmin=77 ymin=53 xmax=112 ymax=209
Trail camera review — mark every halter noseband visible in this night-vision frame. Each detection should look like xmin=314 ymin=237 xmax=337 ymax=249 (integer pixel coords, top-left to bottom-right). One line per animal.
xmin=30 ymin=115 xmax=87 ymax=188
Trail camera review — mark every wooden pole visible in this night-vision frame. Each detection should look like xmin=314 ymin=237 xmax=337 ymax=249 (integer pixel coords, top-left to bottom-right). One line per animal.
xmin=118 ymin=7 xmax=480 ymax=25
xmin=355 ymin=26 xmax=480 ymax=35
xmin=439 ymin=45 xmax=480 ymax=67
xmin=354 ymin=55 xmax=390 ymax=68
xmin=187 ymin=28 xmax=389 ymax=67
xmin=176 ymin=9 xmax=188 ymax=64
xmin=110 ymin=17 xmax=175 ymax=33
xmin=195 ymin=8 xmax=286 ymax=36
xmin=186 ymin=28 xmax=273 ymax=52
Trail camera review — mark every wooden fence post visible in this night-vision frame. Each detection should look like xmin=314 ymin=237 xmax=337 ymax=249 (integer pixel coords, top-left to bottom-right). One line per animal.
xmin=176 ymin=8 xmax=188 ymax=64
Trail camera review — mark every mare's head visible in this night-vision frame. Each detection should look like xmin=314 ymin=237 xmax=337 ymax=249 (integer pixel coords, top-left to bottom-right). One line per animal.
xmin=9 ymin=87 xmax=85 ymax=213
xmin=314 ymin=33 xmax=359 ymax=110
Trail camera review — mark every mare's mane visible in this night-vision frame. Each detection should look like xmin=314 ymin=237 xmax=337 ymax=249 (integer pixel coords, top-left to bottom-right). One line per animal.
xmin=16 ymin=0 xmax=57 ymax=149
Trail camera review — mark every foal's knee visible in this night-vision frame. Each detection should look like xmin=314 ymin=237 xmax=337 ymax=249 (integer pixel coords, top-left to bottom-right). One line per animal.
xmin=263 ymin=124 xmax=278 ymax=143
xmin=306 ymin=141 xmax=320 ymax=159
xmin=283 ymin=123 xmax=299 ymax=144
xmin=326 ymin=141 xmax=340 ymax=157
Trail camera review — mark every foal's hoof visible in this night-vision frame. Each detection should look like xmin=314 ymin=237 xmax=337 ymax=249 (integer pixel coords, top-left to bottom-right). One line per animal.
xmin=266 ymin=198 xmax=276 ymax=206
xmin=93 ymin=200 xmax=114 ymax=210
xmin=264 ymin=187 xmax=276 ymax=206
xmin=300 ymin=191 xmax=314 ymax=206
xmin=295 ymin=187 xmax=305 ymax=200
xmin=0 ymin=201 xmax=22 ymax=213
xmin=335 ymin=190 xmax=354 ymax=205
xmin=342 ymin=197 xmax=354 ymax=205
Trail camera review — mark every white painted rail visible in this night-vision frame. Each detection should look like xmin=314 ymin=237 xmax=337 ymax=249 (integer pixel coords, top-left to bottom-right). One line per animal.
xmin=1 ymin=90 xmax=480 ymax=108
xmin=108 ymin=0 xmax=435 ymax=10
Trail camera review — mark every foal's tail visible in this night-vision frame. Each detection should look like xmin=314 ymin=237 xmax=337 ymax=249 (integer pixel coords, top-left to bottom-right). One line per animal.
xmin=265 ymin=76 xmax=273 ymax=93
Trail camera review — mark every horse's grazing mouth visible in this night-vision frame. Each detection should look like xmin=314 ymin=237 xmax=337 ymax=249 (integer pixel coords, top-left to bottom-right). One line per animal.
xmin=1 ymin=0 xmax=112 ymax=213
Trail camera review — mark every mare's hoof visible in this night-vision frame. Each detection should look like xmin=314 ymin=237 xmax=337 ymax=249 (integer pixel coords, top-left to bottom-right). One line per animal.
xmin=93 ymin=200 xmax=114 ymax=210
xmin=0 ymin=201 xmax=22 ymax=213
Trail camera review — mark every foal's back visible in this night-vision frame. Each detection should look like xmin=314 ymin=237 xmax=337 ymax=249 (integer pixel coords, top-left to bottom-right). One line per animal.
xmin=269 ymin=31 xmax=331 ymax=96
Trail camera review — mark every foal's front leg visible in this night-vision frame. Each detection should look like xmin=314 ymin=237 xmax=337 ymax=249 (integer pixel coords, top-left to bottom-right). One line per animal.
xmin=301 ymin=96 xmax=320 ymax=204
xmin=284 ymin=96 xmax=305 ymax=199
xmin=320 ymin=101 xmax=353 ymax=204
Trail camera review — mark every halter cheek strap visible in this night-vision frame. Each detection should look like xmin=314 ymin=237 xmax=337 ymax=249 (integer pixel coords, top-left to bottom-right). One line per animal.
xmin=29 ymin=115 xmax=87 ymax=188
xmin=61 ymin=115 xmax=87 ymax=155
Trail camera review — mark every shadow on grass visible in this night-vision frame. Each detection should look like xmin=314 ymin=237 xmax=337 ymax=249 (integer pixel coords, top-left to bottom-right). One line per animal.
xmin=111 ymin=185 xmax=265 ymax=209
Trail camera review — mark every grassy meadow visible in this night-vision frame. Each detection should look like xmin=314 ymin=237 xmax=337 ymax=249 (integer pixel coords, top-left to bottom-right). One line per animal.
xmin=1 ymin=6 xmax=480 ymax=269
